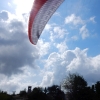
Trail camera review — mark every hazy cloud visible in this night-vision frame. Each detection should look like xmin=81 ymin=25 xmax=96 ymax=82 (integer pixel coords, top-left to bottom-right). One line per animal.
xmin=50 ymin=26 xmax=68 ymax=41
xmin=65 ymin=14 xmax=84 ymax=25
xmin=80 ymin=25 xmax=89 ymax=39
xmin=71 ymin=35 xmax=78 ymax=41
xmin=90 ymin=16 xmax=96 ymax=23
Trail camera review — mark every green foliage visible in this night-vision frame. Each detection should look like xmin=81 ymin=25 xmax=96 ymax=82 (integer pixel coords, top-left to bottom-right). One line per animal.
xmin=47 ymin=85 xmax=59 ymax=94
xmin=20 ymin=89 xmax=27 ymax=97
xmin=0 ymin=92 xmax=12 ymax=100
xmin=95 ymin=81 xmax=100 ymax=100
xmin=28 ymin=87 xmax=46 ymax=100
xmin=62 ymin=73 xmax=87 ymax=92
xmin=62 ymin=73 xmax=88 ymax=100
xmin=28 ymin=85 xmax=65 ymax=100
xmin=47 ymin=85 xmax=65 ymax=100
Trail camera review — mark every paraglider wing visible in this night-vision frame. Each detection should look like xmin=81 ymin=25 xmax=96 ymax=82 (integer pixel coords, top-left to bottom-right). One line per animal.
xmin=28 ymin=0 xmax=64 ymax=44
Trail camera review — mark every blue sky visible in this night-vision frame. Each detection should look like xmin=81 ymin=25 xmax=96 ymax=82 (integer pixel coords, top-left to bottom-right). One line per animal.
xmin=0 ymin=0 xmax=100 ymax=93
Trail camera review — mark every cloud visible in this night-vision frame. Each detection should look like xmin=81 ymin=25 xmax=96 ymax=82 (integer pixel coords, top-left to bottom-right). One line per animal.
xmin=0 ymin=74 xmax=20 ymax=93
xmin=80 ymin=25 xmax=89 ymax=39
xmin=53 ymin=12 xmax=62 ymax=17
xmin=56 ymin=42 xmax=68 ymax=53
xmin=41 ymin=47 xmax=100 ymax=87
xmin=54 ymin=27 xmax=66 ymax=38
xmin=71 ymin=35 xmax=78 ymax=41
xmin=40 ymin=72 xmax=54 ymax=87
xmin=8 ymin=2 xmax=12 ymax=7
xmin=1 ymin=45 xmax=100 ymax=92
xmin=65 ymin=14 xmax=84 ymax=25
xmin=44 ymin=24 xmax=52 ymax=31
xmin=0 ymin=10 xmax=9 ymax=21
xmin=0 ymin=66 xmax=38 ymax=93
xmin=64 ymin=14 xmax=96 ymax=40
xmin=0 ymin=10 xmax=49 ymax=76
xmin=37 ymin=40 xmax=50 ymax=57
xmin=50 ymin=26 xmax=68 ymax=41
xmin=41 ymin=48 xmax=77 ymax=86
xmin=90 ymin=16 xmax=96 ymax=23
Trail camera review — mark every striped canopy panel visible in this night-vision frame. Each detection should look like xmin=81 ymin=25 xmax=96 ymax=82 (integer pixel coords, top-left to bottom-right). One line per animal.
xmin=28 ymin=0 xmax=64 ymax=44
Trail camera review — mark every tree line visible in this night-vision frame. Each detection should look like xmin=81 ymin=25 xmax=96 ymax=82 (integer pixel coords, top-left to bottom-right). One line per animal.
xmin=0 ymin=73 xmax=100 ymax=100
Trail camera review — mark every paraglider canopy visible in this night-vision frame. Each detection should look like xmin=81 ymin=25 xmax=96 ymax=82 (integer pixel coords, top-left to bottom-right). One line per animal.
xmin=28 ymin=0 xmax=64 ymax=45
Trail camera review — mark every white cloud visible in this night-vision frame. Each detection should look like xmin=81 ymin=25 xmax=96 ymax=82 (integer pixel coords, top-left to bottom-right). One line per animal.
xmin=44 ymin=24 xmax=52 ymax=31
xmin=71 ymin=35 xmax=78 ymax=41
xmin=65 ymin=14 xmax=84 ymax=25
xmin=80 ymin=25 xmax=89 ymax=39
xmin=40 ymin=72 xmax=54 ymax=87
xmin=0 ymin=67 xmax=38 ymax=93
xmin=56 ymin=42 xmax=68 ymax=53
xmin=65 ymin=14 xmax=96 ymax=40
xmin=50 ymin=26 xmax=68 ymax=41
xmin=41 ymin=47 xmax=100 ymax=87
xmin=37 ymin=40 xmax=50 ymax=57
xmin=90 ymin=16 xmax=96 ymax=23
xmin=41 ymin=49 xmax=77 ymax=86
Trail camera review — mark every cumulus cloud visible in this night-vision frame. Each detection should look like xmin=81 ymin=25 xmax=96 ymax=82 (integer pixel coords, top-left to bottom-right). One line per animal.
xmin=41 ymin=47 xmax=100 ymax=87
xmin=65 ymin=14 xmax=84 ymax=25
xmin=80 ymin=25 xmax=89 ymax=39
xmin=64 ymin=14 xmax=96 ymax=40
xmin=50 ymin=26 xmax=68 ymax=41
xmin=40 ymin=72 xmax=54 ymax=87
xmin=56 ymin=42 xmax=68 ymax=53
xmin=41 ymin=49 xmax=77 ymax=86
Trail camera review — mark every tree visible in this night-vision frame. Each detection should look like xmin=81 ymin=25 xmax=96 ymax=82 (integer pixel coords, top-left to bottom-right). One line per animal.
xmin=47 ymin=85 xmax=66 ymax=100
xmin=47 ymin=85 xmax=59 ymax=100
xmin=19 ymin=89 xmax=26 ymax=97
xmin=95 ymin=81 xmax=100 ymax=100
xmin=28 ymin=87 xmax=45 ymax=100
xmin=62 ymin=73 xmax=87 ymax=100
xmin=0 ymin=91 xmax=12 ymax=100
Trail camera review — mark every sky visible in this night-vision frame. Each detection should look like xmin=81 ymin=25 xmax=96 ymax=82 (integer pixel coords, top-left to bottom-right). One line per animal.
xmin=0 ymin=0 xmax=100 ymax=94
